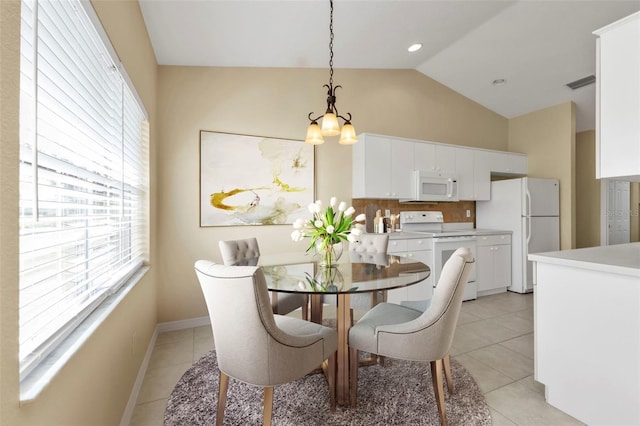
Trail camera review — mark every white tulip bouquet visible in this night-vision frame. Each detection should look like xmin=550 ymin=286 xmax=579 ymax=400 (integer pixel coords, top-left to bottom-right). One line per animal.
xmin=291 ymin=197 xmax=366 ymax=267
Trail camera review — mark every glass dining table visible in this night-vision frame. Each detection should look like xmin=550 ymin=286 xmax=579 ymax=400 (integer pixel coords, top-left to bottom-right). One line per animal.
xmin=257 ymin=251 xmax=430 ymax=407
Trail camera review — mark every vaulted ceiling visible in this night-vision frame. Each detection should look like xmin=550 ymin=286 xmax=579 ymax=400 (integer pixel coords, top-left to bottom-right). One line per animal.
xmin=139 ymin=0 xmax=640 ymax=132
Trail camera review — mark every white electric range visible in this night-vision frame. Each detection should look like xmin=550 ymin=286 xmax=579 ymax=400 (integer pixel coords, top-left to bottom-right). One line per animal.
xmin=399 ymin=211 xmax=477 ymax=301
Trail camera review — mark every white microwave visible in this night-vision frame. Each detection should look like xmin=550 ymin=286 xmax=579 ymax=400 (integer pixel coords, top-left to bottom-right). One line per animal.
xmin=412 ymin=170 xmax=459 ymax=202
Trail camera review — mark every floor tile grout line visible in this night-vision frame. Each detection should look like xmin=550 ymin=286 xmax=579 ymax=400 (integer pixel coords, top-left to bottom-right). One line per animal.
xmin=461 ymin=349 xmax=531 ymax=382
xmin=486 ymin=398 xmax=522 ymax=425
xmin=134 ymin=396 xmax=169 ymax=408
xmin=452 ymin=334 xmax=530 ymax=358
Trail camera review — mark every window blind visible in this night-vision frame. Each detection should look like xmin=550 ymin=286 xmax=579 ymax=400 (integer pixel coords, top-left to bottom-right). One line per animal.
xmin=19 ymin=0 xmax=149 ymax=379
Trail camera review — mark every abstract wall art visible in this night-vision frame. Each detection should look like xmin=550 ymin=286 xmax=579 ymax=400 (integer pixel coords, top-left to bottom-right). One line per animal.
xmin=200 ymin=131 xmax=315 ymax=226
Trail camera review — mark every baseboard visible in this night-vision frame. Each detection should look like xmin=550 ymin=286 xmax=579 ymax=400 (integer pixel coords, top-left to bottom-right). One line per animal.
xmin=477 ymin=287 xmax=508 ymax=297
xmin=120 ymin=327 xmax=158 ymax=426
xmin=156 ymin=316 xmax=210 ymax=333
xmin=120 ymin=316 xmax=211 ymax=426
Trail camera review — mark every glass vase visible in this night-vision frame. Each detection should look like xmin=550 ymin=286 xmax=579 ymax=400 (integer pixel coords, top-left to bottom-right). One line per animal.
xmin=313 ymin=266 xmax=344 ymax=292
xmin=316 ymin=240 xmax=343 ymax=268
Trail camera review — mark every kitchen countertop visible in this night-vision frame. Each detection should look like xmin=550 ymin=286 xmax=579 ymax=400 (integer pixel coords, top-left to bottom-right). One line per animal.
xmin=474 ymin=229 xmax=512 ymax=236
xmin=528 ymin=242 xmax=640 ymax=277
xmin=388 ymin=231 xmax=432 ymax=240
xmin=380 ymin=229 xmax=513 ymax=240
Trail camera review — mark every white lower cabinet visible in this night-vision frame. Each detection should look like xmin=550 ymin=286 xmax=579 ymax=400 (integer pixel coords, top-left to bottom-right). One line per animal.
xmin=476 ymin=234 xmax=511 ymax=295
xmin=387 ymin=238 xmax=433 ymax=305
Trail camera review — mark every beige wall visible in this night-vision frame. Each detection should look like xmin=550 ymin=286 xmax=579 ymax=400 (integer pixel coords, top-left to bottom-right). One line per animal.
xmin=156 ymin=66 xmax=508 ymax=322
xmin=508 ymin=102 xmax=576 ymax=249
xmin=0 ymin=1 xmax=158 ymax=425
xmin=575 ymin=130 xmax=601 ymax=248
xmin=0 ymin=1 xmax=594 ymax=423
xmin=573 ymin=130 xmax=639 ymax=246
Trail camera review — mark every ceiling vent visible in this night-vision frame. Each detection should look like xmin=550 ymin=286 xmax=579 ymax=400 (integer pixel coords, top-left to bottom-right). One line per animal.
xmin=566 ymin=75 xmax=596 ymax=90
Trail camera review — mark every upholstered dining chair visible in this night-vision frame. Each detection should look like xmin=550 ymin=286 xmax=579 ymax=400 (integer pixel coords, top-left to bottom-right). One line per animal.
xmin=348 ymin=247 xmax=475 ymax=426
xmin=194 ymin=261 xmax=338 ymax=426
xmin=349 ymin=233 xmax=390 ymax=255
xmin=218 ymin=237 xmax=260 ymax=266
xmin=348 ymin=233 xmax=390 ymax=315
xmin=219 ymin=238 xmax=309 ymax=320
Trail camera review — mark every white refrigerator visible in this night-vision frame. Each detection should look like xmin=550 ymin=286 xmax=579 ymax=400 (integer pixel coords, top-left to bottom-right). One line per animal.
xmin=476 ymin=177 xmax=560 ymax=293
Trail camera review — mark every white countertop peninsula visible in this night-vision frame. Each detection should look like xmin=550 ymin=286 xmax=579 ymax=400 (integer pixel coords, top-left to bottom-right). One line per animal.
xmin=529 ymin=242 xmax=640 ymax=276
xmin=530 ymin=242 xmax=640 ymax=425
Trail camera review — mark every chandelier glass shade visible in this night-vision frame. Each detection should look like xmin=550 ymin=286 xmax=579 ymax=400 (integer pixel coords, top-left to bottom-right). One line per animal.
xmin=305 ymin=0 xmax=356 ymax=145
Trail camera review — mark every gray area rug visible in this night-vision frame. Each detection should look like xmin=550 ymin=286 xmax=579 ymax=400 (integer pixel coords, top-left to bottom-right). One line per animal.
xmin=165 ymin=350 xmax=491 ymax=425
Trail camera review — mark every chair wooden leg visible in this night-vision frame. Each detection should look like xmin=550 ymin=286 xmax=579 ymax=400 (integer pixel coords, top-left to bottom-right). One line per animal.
xmin=327 ymin=352 xmax=337 ymax=411
xmin=430 ymin=359 xmax=448 ymax=426
xmin=302 ymin=295 xmax=309 ymax=320
xmin=349 ymin=347 xmax=359 ymax=406
xmin=263 ymin=386 xmax=274 ymax=426
xmin=216 ymin=371 xmax=229 ymax=426
xmin=443 ymin=354 xmax=454 ymax=394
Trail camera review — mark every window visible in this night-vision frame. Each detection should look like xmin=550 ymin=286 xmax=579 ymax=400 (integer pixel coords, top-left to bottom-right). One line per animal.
xmin=19 ymin=0 xmax=149 ymax=380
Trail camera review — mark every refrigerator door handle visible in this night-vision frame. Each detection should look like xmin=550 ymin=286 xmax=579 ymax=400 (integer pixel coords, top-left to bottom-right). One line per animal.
xmin=525 ymin=188 xmax=532 ymax=217
xmin=525 ymin=216 xmax=532 ymax=245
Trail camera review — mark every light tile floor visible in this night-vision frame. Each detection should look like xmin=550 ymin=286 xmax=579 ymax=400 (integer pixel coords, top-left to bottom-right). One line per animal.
xmin=129 ymin=292 xmax=584 ymax=425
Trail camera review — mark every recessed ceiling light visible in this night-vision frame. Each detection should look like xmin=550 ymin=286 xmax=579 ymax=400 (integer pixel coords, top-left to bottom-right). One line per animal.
xmin=492 ymin=78 xmax=506 ymax=86
xmin=408 ymin=43 xmax=422 ymax=53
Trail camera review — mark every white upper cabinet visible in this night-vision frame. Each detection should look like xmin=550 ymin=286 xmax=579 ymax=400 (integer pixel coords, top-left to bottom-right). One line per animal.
xmin=594 ymin=12 xmax=640 ymax=181
xmin=413 ymin=142 xmax=455 ymax=175
xmin=353 ymin=134 xmax=390 ymax=198
xmin=391 ymin=139 xmax=415 ymax=200
xmin=414 ymin=142 xmax=435 ymax=172
xmin=352 ymin=134 xmax=413 ymax=199
xmin=486 ymin=151 xmax=528 ymax=176
xmin=435 ymin=145 xmax=456 ymax=174
xmin=457 ymin=148 xmax=526 ymax=201
xmin=473 ymin=150 xmax=491 ymax=201
xmin=455 ymin=147 xmax=475 ymax=200
xmin=353 ymin=133 xmax=528 ymax=200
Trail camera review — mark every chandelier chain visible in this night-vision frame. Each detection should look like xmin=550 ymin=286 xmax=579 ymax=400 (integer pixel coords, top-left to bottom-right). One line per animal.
xmin=329 ymin=0 xmax=334 ymax=87
xmin=305 ymin=0 xmax=356 ymax=144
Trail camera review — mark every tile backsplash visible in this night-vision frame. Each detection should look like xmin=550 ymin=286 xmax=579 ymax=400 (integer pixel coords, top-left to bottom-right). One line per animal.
xmin=352 ymin=198 xmax=475 ymax=233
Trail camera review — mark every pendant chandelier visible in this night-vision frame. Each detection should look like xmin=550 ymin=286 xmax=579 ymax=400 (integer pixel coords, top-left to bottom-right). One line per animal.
xmin=305 ymin=0 xmax=357 ymax=145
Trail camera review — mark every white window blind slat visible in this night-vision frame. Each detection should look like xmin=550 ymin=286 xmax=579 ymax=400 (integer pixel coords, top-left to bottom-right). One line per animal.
xmin=18 ymin=0 xmax=148 ymax=380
